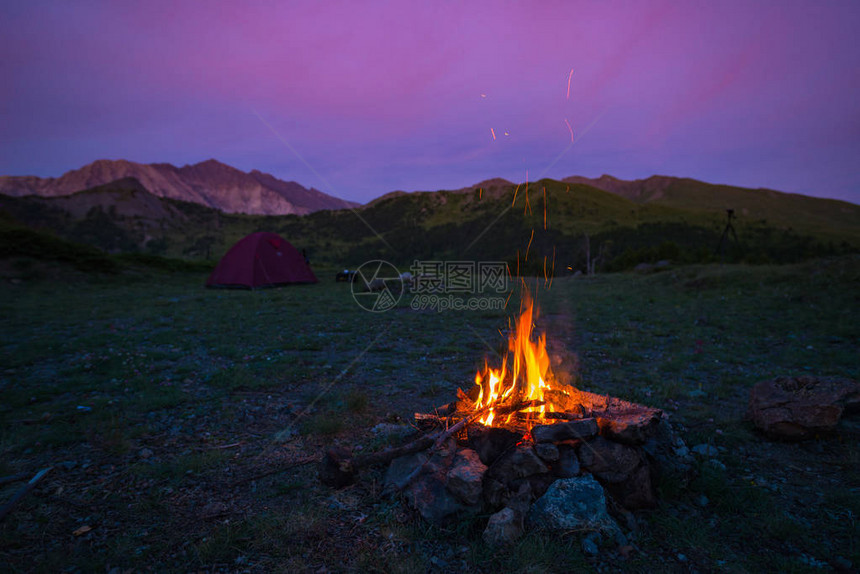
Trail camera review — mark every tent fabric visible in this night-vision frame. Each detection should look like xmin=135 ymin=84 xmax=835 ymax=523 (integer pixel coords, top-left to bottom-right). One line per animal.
xmin=206 ymin=232 xmax=318 ymax=289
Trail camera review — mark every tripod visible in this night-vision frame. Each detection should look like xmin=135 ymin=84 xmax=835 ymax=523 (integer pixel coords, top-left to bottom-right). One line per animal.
xmin=715 ymin=209 xmax=739 ymax=259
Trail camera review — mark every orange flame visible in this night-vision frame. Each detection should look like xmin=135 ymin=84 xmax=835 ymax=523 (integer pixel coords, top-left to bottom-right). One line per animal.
xmin=473 ymin=294 xmax=557 ymax=427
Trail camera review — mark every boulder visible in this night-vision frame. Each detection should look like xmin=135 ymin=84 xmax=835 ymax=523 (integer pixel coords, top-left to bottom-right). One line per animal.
xmin=527 ymin=475 xmax=620 ymax=534
xmin=578 ymin=436 xmax=642 ymax=483
xmin=446 ymin=448 xmax=487 ymax=505
xmin=747 ymin=376 xmax=860 ymax=440
xmin=487 ymin=445 xmax=549 ymax=482
xmin=406 ymin=470 xmax=468 ymax=525
xmin=383 ymin=451 xmax=429 ymax=491
xmin=578 ymin=437 xmax=656 ymax=509
xmin=483 ymin=477 xmax=511 ymax=508
xmin=483 ymin=507 xmax=523 ymax=546
xmin=482 ymin=482 xmax=531 ymax=545
xmin=467 ymin=426 xmax=522 ymax=466
xmin=385 ymin=437 xmax=467 ymax=525
xmin=512 ymin=473 xmax=555 ymax=501
xmin=602 ymin=463 xmax=657 ymax=510
xmin=535 ymin=442 xmax=559 ymax=462
xmin=553 ymin=444 xmax=580 ymax=478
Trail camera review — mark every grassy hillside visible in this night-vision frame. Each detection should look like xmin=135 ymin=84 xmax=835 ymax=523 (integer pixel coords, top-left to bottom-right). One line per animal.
xmin=2 ymin=176 xmax=858 ymax=273
xmin=655 ymin=178 xmax=860 ymax=242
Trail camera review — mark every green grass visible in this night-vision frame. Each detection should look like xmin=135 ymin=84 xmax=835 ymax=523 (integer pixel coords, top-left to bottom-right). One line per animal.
xmin=0 ymin=256 xmax=858 ymax=571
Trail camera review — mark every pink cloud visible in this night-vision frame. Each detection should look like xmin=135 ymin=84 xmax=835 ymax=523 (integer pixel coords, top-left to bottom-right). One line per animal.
xmin=1 ymin=0 xmax=859 ymax=203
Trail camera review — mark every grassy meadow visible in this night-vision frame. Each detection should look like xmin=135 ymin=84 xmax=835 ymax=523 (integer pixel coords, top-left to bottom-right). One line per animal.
xmin=1 ymin=255 xmax=858 ymax=572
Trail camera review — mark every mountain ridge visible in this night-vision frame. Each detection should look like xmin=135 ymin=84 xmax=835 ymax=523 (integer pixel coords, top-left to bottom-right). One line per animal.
xmin=0 ymin=159 xmax=360 ymax=215
xmin=2 ymin=174 xmax=857 ymax=267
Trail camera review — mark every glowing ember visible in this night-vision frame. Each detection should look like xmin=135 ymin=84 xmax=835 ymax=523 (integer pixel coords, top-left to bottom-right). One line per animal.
xmin=567 ymin=68 xmax=574 ymax=99
xmin=473 ymin=293 xmax=561 ymax=428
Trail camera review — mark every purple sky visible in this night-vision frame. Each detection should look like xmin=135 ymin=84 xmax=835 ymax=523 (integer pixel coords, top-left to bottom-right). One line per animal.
xmin=2 ymin=1 xmax=859 ymax=204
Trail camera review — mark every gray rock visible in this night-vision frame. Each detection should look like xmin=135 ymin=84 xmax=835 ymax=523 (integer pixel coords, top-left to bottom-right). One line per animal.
xmin=468 ymin=426 xmax=522 ymax=466
xmin=405 ymin=469 xmax=467 ymax=525
xmin=506 ymin=481 xmax=532 ymax=516
xmin=384 ymin=438 xmax=467 ymax=524
xmin=483 ymin=507 xmax=524 ymax=546
xmin=578 ymin=436 xmax=642 ymax=483
xmin=446 ymin=448 xmax=487 ymax=506
xmin=581 ymin=535 xmax=599 ymax=555
xmin=535 ymin=442 xmax=559 ymax=462
xmin=488 ymin=445 xmax=549 ymax=482
xmin=527 ymin=475 xmax=620 ymax=534
xmin=553 ymin=445 xmax=580 ymax=478
xmin=606 ymin=463 xmax=657 ymax=509
xmin=532 ymin=418 xmax=599 ymax=443
xmin=384 ymin=451 xmax=429 ymax=490
xmin=483 ymin=477 xmax=510 ymax=508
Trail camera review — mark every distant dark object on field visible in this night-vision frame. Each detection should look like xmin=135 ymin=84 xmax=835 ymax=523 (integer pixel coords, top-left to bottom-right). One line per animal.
xmin=336 ymin=270 xmax=356 ymax=282
xmin=715 ymin=208 xmax=739 ymax=258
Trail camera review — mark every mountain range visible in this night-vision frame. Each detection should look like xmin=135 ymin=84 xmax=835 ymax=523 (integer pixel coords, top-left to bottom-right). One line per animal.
xmin=1 ymin=162 xmax=858 ymax=270
xmin=0 ymin=159 xmax=359 ymax=215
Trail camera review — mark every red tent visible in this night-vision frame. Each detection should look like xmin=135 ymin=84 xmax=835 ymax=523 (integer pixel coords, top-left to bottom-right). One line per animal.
xmin=206 ymin=232 xmax=318 ymax=288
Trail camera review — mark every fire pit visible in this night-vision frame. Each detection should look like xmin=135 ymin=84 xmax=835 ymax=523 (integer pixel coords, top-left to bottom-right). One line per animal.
xmin=321 ymin=294 xmax=688 ymax=545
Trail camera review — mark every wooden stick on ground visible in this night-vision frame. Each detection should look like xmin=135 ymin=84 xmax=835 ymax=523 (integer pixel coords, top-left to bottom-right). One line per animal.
xmin=387 ymin=409 xmax=489 ymax=494
xmin=0 ymin=473 xmax=31 ymax=487
xmin=319 ymin=434 xmax=436 ymax=488
xmin=0 ymin=467 xmax=52 ymax=522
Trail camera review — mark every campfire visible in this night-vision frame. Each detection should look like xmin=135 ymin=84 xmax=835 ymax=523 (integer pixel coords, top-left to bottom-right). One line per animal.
xmin=321 ymin=292 xmax=688 ymax=546
xmin=473 ymin=293 xmax=557 ymax=429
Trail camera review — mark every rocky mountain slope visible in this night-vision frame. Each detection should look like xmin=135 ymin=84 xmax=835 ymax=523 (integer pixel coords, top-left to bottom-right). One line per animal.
xmin=0 ymin=159 xmax=360 ymax=215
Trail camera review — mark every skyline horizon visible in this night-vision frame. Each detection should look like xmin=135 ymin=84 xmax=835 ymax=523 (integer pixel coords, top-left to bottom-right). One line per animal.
xmin=2 ymin=1 xmax=858 ymax=205
xmin=6 ymin=154 xmax=860 ymax=208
